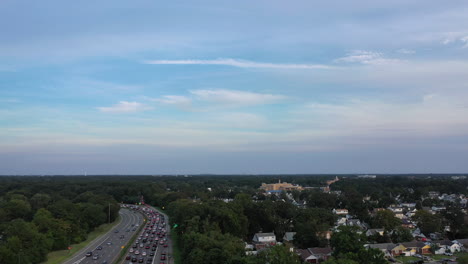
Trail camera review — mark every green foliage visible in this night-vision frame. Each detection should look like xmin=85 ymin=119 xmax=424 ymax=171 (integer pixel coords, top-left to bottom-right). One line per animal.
xmin=372 ymin=210 xmax=401 ymax=231
xmin=391 ymin=226 xmax=413 ymax=243
xmin=246 ymin=245 xmax=302 ymax=264
xmin=412 ymin=210 xmax=443 ymax=234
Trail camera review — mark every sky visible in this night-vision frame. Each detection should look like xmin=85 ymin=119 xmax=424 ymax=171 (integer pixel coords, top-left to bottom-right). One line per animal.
xmin=1 ymin=0 xmax=468 ymax=175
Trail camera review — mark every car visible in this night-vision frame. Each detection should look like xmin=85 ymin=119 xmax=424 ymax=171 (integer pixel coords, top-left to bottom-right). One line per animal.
xmin=146 ymin=259 xmax=152 ymax=263
xmin=93 ymin=254 xmax=99 ymax=260
xmin=114 ymin=230 xmax=119 ymax=233
xmin=135 ymin=250 xmax=140 ymax=255
xmin=138 ymin=258 xmax=144 ymax=263
xmin=130 ymin=248 xmax=134 ymax=253
xmin=120 ymin=235 xmax=125 ymax=239
xmin=126 ymin=255 xmax=131 ymax=260
xmin=149 ymin=252 xmax=154 ymax=256
xmin=161 ymin=255 xmax=166 ymax=260
xmin=107 ymin=241 xmax=112 ymax=245
xmin=145 ymin=245 xmax=150 ymax=249
xmin=163 ymin=244 xmax=168 ymax=248
xmin=85 ymin=252 xmax=93 ymax=257
xmin=96 ymin=246 xmax=103 ymax=250
xmin=151 ymin=247 xmax=156 ymax=251
xmin=102 ymin=261 xmax=107 ymax=264
xmin=142 ymin=251 xmax=147 ymax=256
xmin=131 ymin=257 xmax=137 ymax=262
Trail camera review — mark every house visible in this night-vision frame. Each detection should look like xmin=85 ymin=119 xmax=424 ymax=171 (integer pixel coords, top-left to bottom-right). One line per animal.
xmin=437 ymin=240 xmax=461 ymax=253
xmin=316 ymin=231 xmax=332 ymax=240
xmin=297 ymin=247 xmax=332 ymax=263
xmin=332 ymin=209 xmax=348 ymax=215
xmin=365 ymin=243 xmax=395 ymax=257
xmin=283 ymin=232 xmax=296 ymax=242
xmin=252 ymin=232 xmax=276 ymax=249
xmin=401 ymin=219 xmax=415 ymax=229
xmin=430 ymin=232 xmax=442 ymax=240
xmin=402 ymin=241 xmax=431 ymax=255
xmin=366 ymin=243 xmax=407 ymax=257
xmin=366 ymin=228 xmax=385 ymax=237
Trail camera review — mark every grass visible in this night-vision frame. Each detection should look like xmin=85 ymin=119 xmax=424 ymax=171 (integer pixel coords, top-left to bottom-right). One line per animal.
xmin=395 ymin=256 xmax=420 ymax=264
xmin=41 ymin=216 xmax=121 ymax=264
xmin=169 ymin=227 xmax=182 ymax=264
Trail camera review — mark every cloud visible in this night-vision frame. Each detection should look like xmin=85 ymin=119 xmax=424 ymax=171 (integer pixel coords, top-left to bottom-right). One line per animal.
xmin=396 ymin=48 xmax=415 ymax=54
xmin=151 ymin=95 xmax=192 ymax=106
xmin=334 ymin=50 xmax=401 ymax=65
xmin=97 ymin=101 xmax=153 ymax=113
xmin=144 ymin=58 xmax=331 ymax=70
xmin=190 ymin=89 xmax=286 ymax=106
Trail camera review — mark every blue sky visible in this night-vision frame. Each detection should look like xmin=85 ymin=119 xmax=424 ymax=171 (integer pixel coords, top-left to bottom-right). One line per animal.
xmin=1 ymin=0 xmax=468 ymax=174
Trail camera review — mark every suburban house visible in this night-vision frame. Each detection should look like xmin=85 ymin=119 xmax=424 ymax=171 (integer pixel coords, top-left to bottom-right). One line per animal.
xmin=402 ymin=241 xmax=431 ymax=255
xmin=436 ymin=240 xmax=461 ymax=253
xmin=332 ymin=208 xmax=348 ymax=215
xmin=283 ymin=232 xmax=296 ymax=243
xmin=252 ymin=232 xmax=277 ymax=249
xmin=365 ymin=243 xmax=407 ymax=257
xmin=366 ymin=228 xmax=385 ymax=237
xmin=297 ymin=247 xmax=332 ymax=263
xmin=401 ymin=219 xmax=415 ymax=229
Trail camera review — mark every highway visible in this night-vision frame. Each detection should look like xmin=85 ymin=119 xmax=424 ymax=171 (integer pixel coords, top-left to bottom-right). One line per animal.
xmin=119 ymin=205 xmax=174 ymax=264
xmin=64 ymin=208 xmax=144 ymax=264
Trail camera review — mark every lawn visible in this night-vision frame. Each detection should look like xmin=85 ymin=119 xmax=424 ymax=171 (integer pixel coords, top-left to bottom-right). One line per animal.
xmin=41 ymin=216 xmax=121 ymax=264
xmin=395 ymin=256 xmax=420 ymax=264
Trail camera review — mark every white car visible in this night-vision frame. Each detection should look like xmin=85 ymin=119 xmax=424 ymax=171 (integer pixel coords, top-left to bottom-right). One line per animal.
xmin=142 ymin=252 xmax=147 ymax=256
xmin=129 ymin=248 xmax=134 ymax=253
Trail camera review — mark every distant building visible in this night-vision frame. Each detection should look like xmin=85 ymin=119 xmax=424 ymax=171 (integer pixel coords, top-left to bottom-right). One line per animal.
xmin=260 ymin=180 xmax=303 ymax=192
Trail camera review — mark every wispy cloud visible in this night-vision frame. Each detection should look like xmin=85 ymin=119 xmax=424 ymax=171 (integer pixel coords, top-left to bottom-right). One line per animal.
xmin=334 ymin=50 xmax=401 ymax=65
xmin=151 ymin=95 xmax=192 ymax=106
xmin=190 ymin=89 xmax=286 ymax=106
xmin=148 ymin=89 xmax=287 ymax=109
xmin=144 ymin=58 xmax=331 ymax=69
xmin=97 ymin=101 xmax=153 ymax=113
xmin=396 ymin=48 xmax=415 ymax=54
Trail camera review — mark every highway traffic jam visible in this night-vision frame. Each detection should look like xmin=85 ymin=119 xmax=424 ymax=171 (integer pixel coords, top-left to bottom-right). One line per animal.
xmin=123 ymin=205 xmax=169 ymax=264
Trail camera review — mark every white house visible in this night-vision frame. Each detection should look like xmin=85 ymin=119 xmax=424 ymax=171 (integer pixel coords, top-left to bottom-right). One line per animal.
xmin=332 ymin=209 xmax=348 ymax=215
xmin=252 ymin=233 xmax=276 ymax=245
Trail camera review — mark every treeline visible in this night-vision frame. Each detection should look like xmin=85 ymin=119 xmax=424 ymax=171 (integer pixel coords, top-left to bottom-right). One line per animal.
xmin=0 ymin=177 xmax=120 ymax=263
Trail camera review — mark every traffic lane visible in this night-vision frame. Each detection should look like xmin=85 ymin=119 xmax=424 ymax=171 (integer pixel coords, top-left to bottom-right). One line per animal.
xmin=85 ymin=209 xmax=143 ymax=264
xmin=81 ymin=209 xmax=143 ymax=264
xmin=78 ymin=209 xmax=132 ymax=264
xmin=74 ymin=208 xmax=143 ymax=264
xmin=64 ymin=209 xmax=128 ymax=264
xmin=146 ymin=206 xmax=172 ymax=264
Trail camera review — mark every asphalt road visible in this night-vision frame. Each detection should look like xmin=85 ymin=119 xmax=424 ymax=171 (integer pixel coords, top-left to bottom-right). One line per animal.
xmin=119 ymin=205 xmax=174 ymax=264
xmin=64 ymin=208 xmax=144 ymax=264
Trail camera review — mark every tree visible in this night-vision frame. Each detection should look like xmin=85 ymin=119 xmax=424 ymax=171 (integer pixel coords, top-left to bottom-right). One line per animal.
xmin=250 ymin=245 xmax=302 ymax=264
xmin=391 ymin=226 xmax=413 ymax=243
xmin=331 ymin=226 xmax=366 ymax=257
xmin=372 ymin=210 xmax=400 ymax=230
xmin=330 ymin=226 xmax=385 ymax=264
xmin=412 ymin=210 xmax=442 ymax=235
